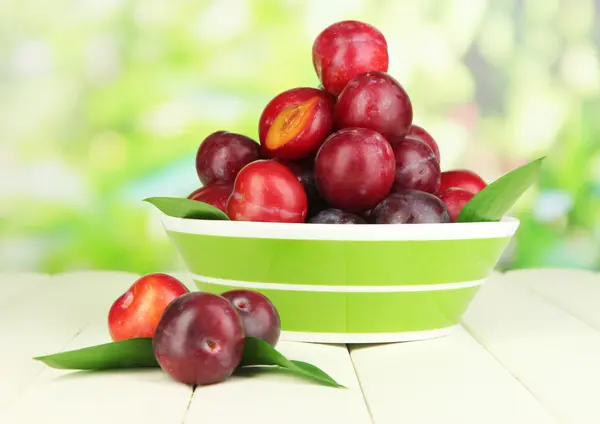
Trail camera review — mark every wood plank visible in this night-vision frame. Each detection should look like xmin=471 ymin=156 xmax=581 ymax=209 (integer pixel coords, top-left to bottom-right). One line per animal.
xmin=0 ymin=272 xmax=49 ymax=308
xmin=349 ymin=325 xmax=558 ymax=424
xmin=462 ymin=273 xmax=600 ymax=424
xmin=0 ymin=271 xmax=139 ymax=412
xmin=2 ymin=271 xmax=370 ymax=423
xmin=0 ymin=323 xmax=193 ymax=424
xmin=166 ymin=271 xmax=371 ymax=423
xmin=185 ymin=342 xmax=373 ymax=424
xmin=505 ymin=268 xmax=600 ymax=331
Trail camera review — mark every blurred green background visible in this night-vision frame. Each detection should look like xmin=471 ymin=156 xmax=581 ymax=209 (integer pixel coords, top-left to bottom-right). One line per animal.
xmin=1 ymin=0 xmax=599 ymax=274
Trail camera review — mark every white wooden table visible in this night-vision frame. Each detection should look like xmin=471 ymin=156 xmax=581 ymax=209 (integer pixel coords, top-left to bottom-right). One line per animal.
xmin=1 ymin=269 xmax=599 ymax=424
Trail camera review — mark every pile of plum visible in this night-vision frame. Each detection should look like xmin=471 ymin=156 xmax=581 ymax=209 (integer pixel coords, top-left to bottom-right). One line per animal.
xmin=109 ymin=273 xmax=282 ymax=386
xmin=189 ymin=20 xmax=487 ymax=224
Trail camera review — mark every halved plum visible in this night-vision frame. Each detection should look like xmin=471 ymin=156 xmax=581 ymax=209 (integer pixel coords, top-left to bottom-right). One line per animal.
xmin=259 ymin=87 xmax=335 ymax=159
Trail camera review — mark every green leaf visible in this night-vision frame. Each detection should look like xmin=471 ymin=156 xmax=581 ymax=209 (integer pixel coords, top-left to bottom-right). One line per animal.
xmin=33 ymin=338 xmax=158 ymax=370
xmin=289 ymin=360 xmax=341 ymax=382
xmin=143 ymin=197 xmax=230 ymax=220
xmin=456 ymin=157 xmax=546 ymax=223
xmin=33 ymin=336 xmax=344 ymax=388
xmin=239 ymin=337 xmax=345 ymax=388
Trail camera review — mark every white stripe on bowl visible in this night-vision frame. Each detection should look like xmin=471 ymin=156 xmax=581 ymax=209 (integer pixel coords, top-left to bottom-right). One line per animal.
xmin=161 ymin=214 xmax=519 ymax=241
xmin=280 ymin=326 xmax=458 ymax=344
xmin=190 ymin=273 xmax=486 ymax=292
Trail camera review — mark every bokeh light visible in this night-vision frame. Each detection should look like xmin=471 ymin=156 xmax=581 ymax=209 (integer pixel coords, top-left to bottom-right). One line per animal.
xmin=1 ymin=0 xmax=598 ymax=273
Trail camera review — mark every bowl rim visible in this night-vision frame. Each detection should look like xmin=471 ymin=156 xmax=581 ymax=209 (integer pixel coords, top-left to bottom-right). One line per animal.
xmin=161 ymin=214 xmax=520 ymax=241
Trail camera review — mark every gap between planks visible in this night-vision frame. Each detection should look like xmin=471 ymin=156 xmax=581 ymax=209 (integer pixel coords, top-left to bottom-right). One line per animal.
xmin=461 ymin=270 xmax=600 ymax=424
xmin=0 ymin=271 xmax=373 ymax=424
xmin=347 ymin=324 xmax=559 ymax=424
xmin=347 ymin=344 xmax=376 ymax=424
xmin=501 ymin=268 xmax=600 ymax=333
xmin=5 ymin=269 xmax=599 ymax=423
xmin=0 ymin=323 xmax=194 ymax=424
xmin=0 ymin=271 xmax=141 ymax=415
xmin=183 ymin=342 xmax=372 ymax=424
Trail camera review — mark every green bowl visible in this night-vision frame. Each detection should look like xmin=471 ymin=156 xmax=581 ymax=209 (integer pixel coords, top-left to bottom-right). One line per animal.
xmin=162 ymin=215 xmax=519 ymax=344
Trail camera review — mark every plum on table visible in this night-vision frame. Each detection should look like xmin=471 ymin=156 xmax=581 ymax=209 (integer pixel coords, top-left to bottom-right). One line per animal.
xmin=221 ymin=289 xmax=281 ymax=347
xmin=153 ymin=292 xmax=245 ymax=386
xmin=108 ymin=273 xmax=189 ymax=341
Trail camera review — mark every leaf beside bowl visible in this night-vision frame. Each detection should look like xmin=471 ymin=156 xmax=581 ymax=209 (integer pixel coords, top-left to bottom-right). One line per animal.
xmin=456 ymin=156 xmax=545 ymax=223
xmin=144 ymin=197 xmax=230 ymax=220
xmin=144 ymin=156 xmax=545 ymax=224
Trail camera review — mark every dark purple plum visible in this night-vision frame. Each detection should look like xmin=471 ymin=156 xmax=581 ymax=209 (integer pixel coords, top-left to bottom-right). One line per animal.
xmin=334 ymin=71 xmax=413 ymax=140
xmin=392 ymin=137 xmax=441 ymax=194
xmin=153 ymin=292 xmax=245 ymax=386
xmin=309 ymin=208 xmax=366 ymax=224
xmin=314 ymin=128 xmax=395 ymax=213
xmin=372 ymin=190 xmax=450 ymax=224
xmin=221 ymin=290 xmax=281 ymax=347
xmin=196 ymin=131 xmax=262 ymax=185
